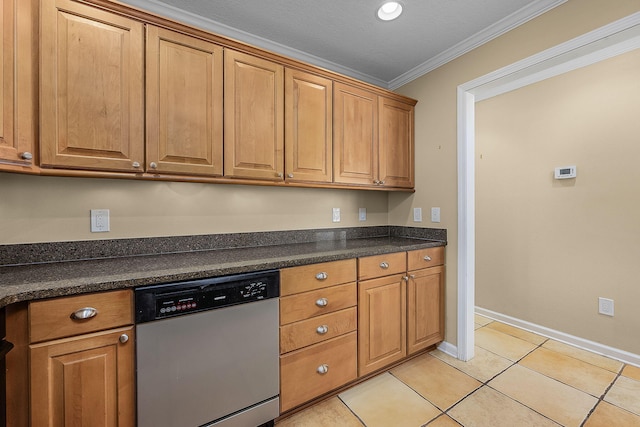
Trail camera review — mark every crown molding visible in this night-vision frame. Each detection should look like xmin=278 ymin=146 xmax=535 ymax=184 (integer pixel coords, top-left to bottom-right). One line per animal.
xmin=388 ymin=0 xmax=568 ymax=90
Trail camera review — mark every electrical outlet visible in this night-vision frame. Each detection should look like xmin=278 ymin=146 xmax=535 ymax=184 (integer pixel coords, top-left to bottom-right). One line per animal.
xmin=598 ymin=297 xmax=614 ymax=316
xmin=431 ymin=207 xmax=441 ymax=223
xmin=332 ymin=207 xmax=341 ymax=223
xmin=413 ymin=207 xmax=422 ymax=222
xmin=359 ymin=208 xmax=367 ymax=221
xmin=90 ymin=209 xmax=110 ymax=232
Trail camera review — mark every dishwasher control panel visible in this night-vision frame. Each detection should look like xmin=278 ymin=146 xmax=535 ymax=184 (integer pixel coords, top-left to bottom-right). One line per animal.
xmin=135 ymin=270 xmax=280 ymax=323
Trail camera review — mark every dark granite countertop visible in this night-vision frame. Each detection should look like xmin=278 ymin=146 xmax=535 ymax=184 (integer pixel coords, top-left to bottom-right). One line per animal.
xmin=0 ymin=227 xmax=446 ymax=308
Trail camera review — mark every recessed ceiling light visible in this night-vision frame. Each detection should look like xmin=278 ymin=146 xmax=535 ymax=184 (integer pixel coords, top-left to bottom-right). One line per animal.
xmin=377 ymin=1 xmax=403 ymax=21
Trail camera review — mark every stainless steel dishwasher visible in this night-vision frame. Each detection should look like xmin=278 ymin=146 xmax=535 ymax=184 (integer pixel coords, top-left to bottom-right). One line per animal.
xmin=135 ymin=270 xmax=280 ymax=427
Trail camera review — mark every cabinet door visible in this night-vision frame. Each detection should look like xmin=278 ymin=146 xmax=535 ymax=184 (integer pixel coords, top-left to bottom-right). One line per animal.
xmin=30 ymin=326 xmax=135 ymax=427
xmin=333 ymin=82 xmax=377 ymax=186
xmin=146 ymin=26 xmax=223 ymax=176
xmin=358 ymin=274 xmax=406 ymax=376
xmin=224 ymin=49 xmax=284 ymax=180
xmin=378 ymin=96 xmax=414 ymax=188
xmin=285 ymin=69 xmax=332 ymax=183
xmin=407 ymin=265 xmax=444 ymax=355
xmin=0 ymin=0 xmax=37 ymax=169
xmin=40 ymin=0 xmax=144 ymax=172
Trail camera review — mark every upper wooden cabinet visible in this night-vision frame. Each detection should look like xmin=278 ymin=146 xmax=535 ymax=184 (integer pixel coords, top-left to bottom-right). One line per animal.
xmin=333 ymin=82 xmax=378 ymax=186
xmin=40 ymin=0 xmax=145 ymax=172
xmin=0 ymin=0 xmax=37 ymax=171
xmin=284 ymin=69 xmax=332 ymax=183
xmin=224 ymin=49 xmax=284 ymax=180
xmin=146 ymin=26 xmax=223 ymax=176
xmin=379 ymin=96 xmax=414 ymax=188
xmin=334 ymin=82 xmax=415 ymax=189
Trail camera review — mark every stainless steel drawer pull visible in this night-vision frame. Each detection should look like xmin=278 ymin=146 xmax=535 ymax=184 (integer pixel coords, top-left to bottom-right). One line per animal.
xmin=380 ymin=262 xmax=389 ymax=269
xmin=316 ymin=325 xmax=329 ymax=335
xmin=119 ymin=334 xmax=129 ymax=344
xmin=424 ymin=255 xmax=432 ymax=261
xmin=315 ymin=298 xmax=328 ymax=307
xmin=20 ymin=152 xmax=33 ymax=160
xmin=70 ymin=307 xmax=98 ymax=320
xmin=315 ymin=272 xmax=328 ymax=280
xmin=316 ymin=364 xmax=329 ymax=375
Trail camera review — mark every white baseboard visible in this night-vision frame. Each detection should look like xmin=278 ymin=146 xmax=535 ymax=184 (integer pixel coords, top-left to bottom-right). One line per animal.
xmin=475 ymin=307 xmax=640 ymax=368
xmin=437 ymin=340 xmax=458 ymax=358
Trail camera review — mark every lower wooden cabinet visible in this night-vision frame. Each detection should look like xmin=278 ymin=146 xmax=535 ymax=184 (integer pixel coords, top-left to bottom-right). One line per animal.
xmin=30 ymin=326 xmax=135 ymax=427
xmin=358 ymin=273 xmax=407 ymax=376
xmin=280 ymin=332 xmax=357 ymax=411
xmin=407 ymin=265 xmax=445 ymax=355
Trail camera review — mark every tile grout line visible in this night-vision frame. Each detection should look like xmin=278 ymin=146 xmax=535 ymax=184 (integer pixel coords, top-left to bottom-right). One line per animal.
xmin=578 ymin=364 xmax=627 ymax=427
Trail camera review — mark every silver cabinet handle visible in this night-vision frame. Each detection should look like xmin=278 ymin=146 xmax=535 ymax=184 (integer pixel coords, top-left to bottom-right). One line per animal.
xmin=132 ymin=161 xmax=141 ymax=168
xmin=315 ymin=272 xmax=328 ymax=281
xmin=149 ymin=162 xmax=158 ymax=169
xmin=403 ymin=275 xmax=409 ymax=281
xmin=20 ymin=152 xmax=33 ymax=160
xmin=277 ymin=172 xmax=283 ymax=178
xmin=373 ymin=180 xmax=380 ymax=185
xmin=119 ymin=334 xmax=129 ymax=344
xmin=70 ymin=307 xmax=97 ymax=320
xmin=380 ymin=262 xmax=389 ymax=269
xmin=424 ymin=255 xmax=432 ymax=261
xmin=410 ymin=274 xmax=416 ymax=279
xmin=315 ymin=298 xmax=328 ymax=307
xmin=316 ymin=325 xmax=329 ymax=335
xmin=316 ymin=364 xmax=329 ymax=375
xmin=287 ymin=173 xmax=294 ymax=178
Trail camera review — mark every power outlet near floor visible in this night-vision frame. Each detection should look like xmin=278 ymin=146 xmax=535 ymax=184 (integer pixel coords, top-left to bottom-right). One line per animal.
xmin=598 ymin=297 xmax=614 ymax=316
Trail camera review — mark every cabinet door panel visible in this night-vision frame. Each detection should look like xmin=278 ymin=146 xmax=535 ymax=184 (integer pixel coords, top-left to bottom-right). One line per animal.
xmin=358 ymin=274 xmax=406 ymax=376
xmin=285 ymin=69 xmax=332 ymax=182
xmin=0 ymin=0 xmax=37 ymax=169
xmin=333 ymin=82 xmax=377 ymax=185
xmin=146 ymin=26 xmax=223 ymax=176
xmin=40 ymin=0 xmax=144 ymax=172
xmin=30 ymin=326 xmax=135 ymax=427
xmin=224 ymin=49 xmax=283 ymax=180
xmin=407 ymin=266 xmax=444 ymax=354
xmin=378 ymin=97 xmax=414 ymax=188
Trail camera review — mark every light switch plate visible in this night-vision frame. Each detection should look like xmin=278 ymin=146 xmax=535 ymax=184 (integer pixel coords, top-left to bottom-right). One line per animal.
xmin=359 ymin=208 xmax=367 ymax=221
xmin=413 ymin=207 xmax=422 ymax=222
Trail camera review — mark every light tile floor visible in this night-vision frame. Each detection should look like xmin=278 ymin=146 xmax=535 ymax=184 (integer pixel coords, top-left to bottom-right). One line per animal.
xmin=277 ymin=315 xmax=640 ymax=427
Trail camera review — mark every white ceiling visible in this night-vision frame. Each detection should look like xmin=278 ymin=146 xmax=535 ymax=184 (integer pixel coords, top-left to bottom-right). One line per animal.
xmin=119 ymin=0 xmax=567 ymax=89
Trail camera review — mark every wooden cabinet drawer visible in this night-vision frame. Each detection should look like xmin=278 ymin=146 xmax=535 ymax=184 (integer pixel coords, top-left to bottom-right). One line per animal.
xmin=280 ymin=332 xmax=357 ymax=412
xmin=280 ymin=307 xmax=356 ymax=353
xmin=358 ymin=251 xmax=406 ymax=280
xmin=280 ymin=259 xmax=356 ymax=296
xmin=29 ymin=290 xmax=133 ymax=343
xmin=407 ymin=246 xmax=444 ymax=271
xmin=280 ymin=282 xmax=356 ymax=325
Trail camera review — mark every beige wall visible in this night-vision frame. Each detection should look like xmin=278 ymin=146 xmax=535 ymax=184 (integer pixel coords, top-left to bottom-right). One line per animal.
xmin=475 ymin=50 xmax=640 ymax=354
xmin=391 ymin=0 xmax=640 ymax=346
xmin=0 ymin=173 xmax=389 ymax=244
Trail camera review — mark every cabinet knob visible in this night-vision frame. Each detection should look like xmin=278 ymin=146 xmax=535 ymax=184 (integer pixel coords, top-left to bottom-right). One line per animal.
xmin=316 ymin=325 xmax=329 ymax=335
xmin=149 ymin=162 xmax=158 ymax=169
xmin=380 ymin=262 xmax=389 ymax=269
xmin=410 ymin=274 xmax=416 ymax=279
xmin=119 ymin=334 xmax=129 ymax=344
xmin=379 ymin=180 xmax=385 ymax=185
xmin=70 ymin=307 xmax=98 ymax=320
xmin=373 ymin=180 xmax=380 ymax=185
xmin=315 ymin=272 xmax=328 ymax=281
xmin=20 ymin=152 xmax=33 ymax=161
xmin=287 ymin=173 xmax=294 ymax=178
xmin=424 ymin=255 xmax=432 ymax=261
xmin=277 ymin=172 xmax=283 ymax=178
xmin=316 ymin=364 xmax=329 ymax=375
xmin=132 ymin=161 xmax=141 ymax=168
xmin=315 ymin=298 xmax=328 ymax=307
xmin=403 ymin=275 xmax=409 ymax=281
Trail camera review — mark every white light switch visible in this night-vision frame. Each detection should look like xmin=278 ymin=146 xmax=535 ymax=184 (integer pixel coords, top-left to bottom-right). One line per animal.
xmin=413 ymin=208 xmax=422 ymax=222
xmin=359 ymin=208 xmax=367 ymax=221
xmin=91 ymin=209 xmax=110 ymax=232
xmin=431 ymin=207 xmax=441 ymax=223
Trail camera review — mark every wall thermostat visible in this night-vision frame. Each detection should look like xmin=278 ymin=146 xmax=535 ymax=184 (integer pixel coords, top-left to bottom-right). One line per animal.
xmin=554 ymin=165 xmax=576 ymax=179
